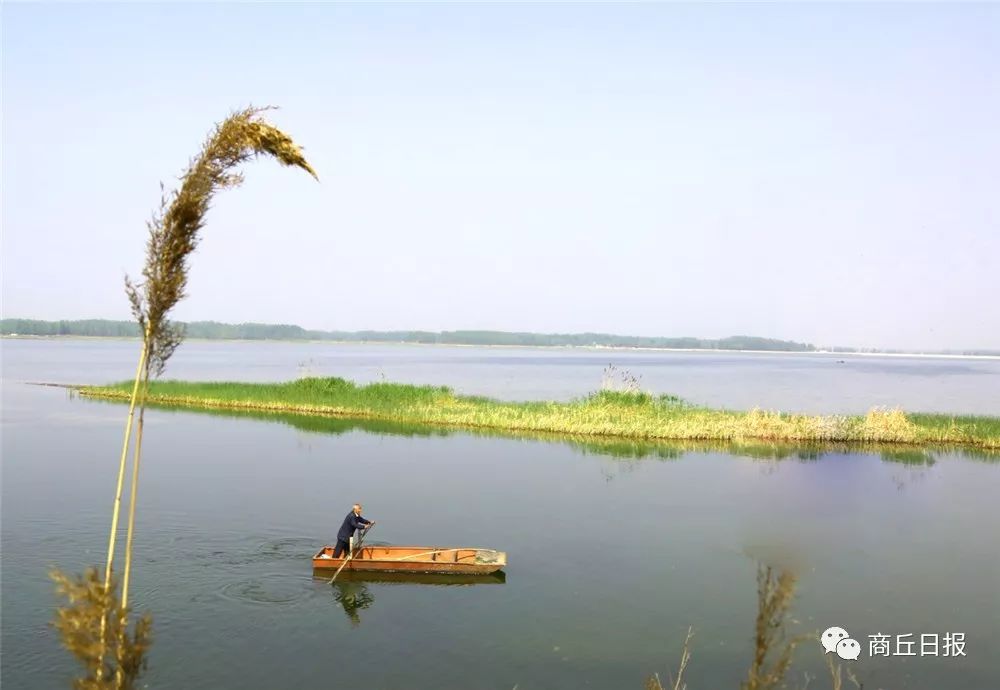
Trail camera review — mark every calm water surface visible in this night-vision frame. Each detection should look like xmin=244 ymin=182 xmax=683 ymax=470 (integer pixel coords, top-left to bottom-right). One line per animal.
xmin=3 ymin=337 xmax=1000 ymax=414
xmin=2 ymin=340 xmax=998 ymax=690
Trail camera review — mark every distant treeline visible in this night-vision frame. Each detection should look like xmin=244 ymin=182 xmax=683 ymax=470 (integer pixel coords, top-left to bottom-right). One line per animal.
xmin=2 ymin=318 xmax=818 ymax=351
xmin=3 ymin=319 xmax=996 ymax=356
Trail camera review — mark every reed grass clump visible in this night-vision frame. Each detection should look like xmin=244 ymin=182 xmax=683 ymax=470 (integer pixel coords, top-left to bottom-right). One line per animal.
xmin=49 ymin=568 xmax=151 ymax=690
xmin=78 ymin=375 xmax=1000 ymax=450
xmin=858 ymin=407 xmax=916 ymax=443
xmin=52 ymin=107 xmax=315 ymax=689
xmin=602 ymin=364 xmax=643 ymax=393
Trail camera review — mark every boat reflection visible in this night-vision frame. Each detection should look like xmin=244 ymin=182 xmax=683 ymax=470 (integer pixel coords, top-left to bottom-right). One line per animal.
xmin=315 ymin=570 xmax=506 ymax=626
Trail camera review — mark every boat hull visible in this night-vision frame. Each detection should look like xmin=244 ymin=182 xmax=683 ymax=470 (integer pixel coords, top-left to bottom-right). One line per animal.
xmin=315 ymin=570 xmax=506 ymax=585
xmin=312 ymin=544 xmax=506 ymax=575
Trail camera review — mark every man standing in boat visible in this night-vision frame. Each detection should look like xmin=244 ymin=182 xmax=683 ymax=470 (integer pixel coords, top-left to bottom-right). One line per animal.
xmin=334 ymin=503 xmax=374 ymax=558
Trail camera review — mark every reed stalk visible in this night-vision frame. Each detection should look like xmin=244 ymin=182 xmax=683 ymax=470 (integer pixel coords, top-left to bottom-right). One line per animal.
xmin=95 ymin=336 xmax=148 ymax=684
xmin=102 ymin=343 xmax=147 ymax=592
xmin=120 ymin=374 xmax=150 ymax=611
xmin=51 ymin=106 xmax=316 ymax=689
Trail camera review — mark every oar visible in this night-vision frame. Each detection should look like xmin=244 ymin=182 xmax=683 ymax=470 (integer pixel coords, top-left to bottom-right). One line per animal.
xmin=394 ymin=548 xmax=464 ymax=561
xmin=329 ymin=524 xmax=373 ymax=585
xmin=394 ymin=547 xmax=499 ymax=561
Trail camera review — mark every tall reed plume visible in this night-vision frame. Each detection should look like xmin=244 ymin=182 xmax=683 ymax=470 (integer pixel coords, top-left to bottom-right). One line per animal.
xmin=50 ymin=106 xmax=316 ymax=689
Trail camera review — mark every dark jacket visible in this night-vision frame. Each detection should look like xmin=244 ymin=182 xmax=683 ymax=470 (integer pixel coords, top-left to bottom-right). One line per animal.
xmin=337 ymin=511 xmax=372 ymax=542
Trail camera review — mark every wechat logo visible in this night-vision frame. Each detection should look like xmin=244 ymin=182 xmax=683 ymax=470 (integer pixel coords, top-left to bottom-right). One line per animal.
xmin=822 ymin=627 xmax=861 ymax=661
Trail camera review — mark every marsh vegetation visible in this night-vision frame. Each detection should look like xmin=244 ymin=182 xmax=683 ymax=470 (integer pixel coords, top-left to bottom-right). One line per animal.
xmin=79 ymin=374 xmax=1000 ymax=451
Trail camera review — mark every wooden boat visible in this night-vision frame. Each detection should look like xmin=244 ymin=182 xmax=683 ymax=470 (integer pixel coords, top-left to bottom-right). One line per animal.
xmin=312 ymin=544 xmax=506 ymax=575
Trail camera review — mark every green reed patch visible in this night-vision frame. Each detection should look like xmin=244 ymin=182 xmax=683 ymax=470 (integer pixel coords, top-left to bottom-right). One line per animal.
xmin=79 ymin=376 xmax=1000 ymax=451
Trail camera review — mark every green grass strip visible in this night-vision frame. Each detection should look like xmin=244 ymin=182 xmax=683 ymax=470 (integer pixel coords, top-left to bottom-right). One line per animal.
xmin=76 ymin=377 xmax=1000 ymax=451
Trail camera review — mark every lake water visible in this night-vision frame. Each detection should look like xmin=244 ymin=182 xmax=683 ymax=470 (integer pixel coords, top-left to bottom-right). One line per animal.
xmin=2 ymin=339 xmax=998 ymax=690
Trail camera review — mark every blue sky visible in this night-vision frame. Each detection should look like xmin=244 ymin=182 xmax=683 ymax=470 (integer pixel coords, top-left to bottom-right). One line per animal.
xmin=2 ymin=2 xmax=997 ymax=350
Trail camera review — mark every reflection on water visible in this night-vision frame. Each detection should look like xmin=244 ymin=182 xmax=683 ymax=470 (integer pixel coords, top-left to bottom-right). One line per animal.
xmin=318 ymin=571 xmax=506 ymax=627
xmin=331 ymin=582 xmax=374 ymax=627
xmin=647 ymin=560 xmax=868 ymax=690
xmin=88 ymin=395 xmax=999 ymax=465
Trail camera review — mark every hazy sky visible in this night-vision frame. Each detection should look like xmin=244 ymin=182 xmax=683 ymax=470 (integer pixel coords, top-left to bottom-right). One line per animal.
xmin=2 ymin=3 xmax=997 ymax=350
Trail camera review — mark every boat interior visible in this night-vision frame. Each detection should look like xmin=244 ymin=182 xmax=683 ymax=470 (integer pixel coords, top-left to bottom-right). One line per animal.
xmin=314 ymin=545 xmax=505 ymax=565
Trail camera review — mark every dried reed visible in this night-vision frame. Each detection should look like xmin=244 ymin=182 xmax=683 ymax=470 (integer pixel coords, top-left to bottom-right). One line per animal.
xmin=51 ymin=106 xmax=315 ymax=688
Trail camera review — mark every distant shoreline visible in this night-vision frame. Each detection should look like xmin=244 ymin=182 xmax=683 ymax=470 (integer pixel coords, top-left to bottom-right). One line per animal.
xmin=4 ymin=334 xmax=998 ymax=361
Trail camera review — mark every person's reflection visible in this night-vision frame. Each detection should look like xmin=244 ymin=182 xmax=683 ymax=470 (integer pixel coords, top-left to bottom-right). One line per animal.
xmin=332 ymin=581 xmax=374 ymax=627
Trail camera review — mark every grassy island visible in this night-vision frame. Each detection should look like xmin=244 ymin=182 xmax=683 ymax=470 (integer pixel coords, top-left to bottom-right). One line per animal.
xmin=76 ymin=377 xmax=1000 ymax=451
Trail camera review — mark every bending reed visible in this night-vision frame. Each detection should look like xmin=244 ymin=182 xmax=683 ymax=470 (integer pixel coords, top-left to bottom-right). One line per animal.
xmin=51 ymin=106 xmax=316 ymax=690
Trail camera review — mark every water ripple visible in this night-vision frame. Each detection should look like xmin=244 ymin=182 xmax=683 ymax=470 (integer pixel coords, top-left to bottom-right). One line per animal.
xmin=216 ymin=572 xmax=315 ymax=607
